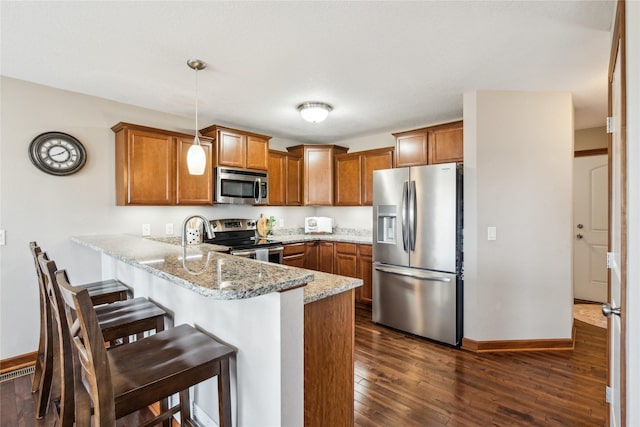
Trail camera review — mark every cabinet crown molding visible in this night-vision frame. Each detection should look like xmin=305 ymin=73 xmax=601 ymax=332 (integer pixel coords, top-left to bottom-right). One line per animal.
xmin=392 ymin=120 xmax=463 ymax=137
xmin=110 ymin=122 xmax=213 ymax=141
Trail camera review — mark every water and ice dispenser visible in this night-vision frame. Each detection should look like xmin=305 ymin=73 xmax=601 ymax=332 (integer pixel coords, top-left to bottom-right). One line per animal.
xmin=376 ymin=205 xmax=397 ymax=244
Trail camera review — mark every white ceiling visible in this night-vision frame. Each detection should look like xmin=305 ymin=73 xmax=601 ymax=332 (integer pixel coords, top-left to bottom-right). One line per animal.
xmin=1 ymin=1 xmax=615 ymax=144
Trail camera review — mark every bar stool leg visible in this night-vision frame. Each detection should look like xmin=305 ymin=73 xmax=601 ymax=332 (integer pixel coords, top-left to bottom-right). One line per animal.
xmin=218 ymin=358 xmax=232 ymax=427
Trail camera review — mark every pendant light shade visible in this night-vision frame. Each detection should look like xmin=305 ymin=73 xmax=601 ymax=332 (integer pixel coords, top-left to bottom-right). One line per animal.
xmin=187 ymin=59 xmax=207 ymax=175
xmin=297 ymin=102 xmax=333 ymax=123
xmin=187 ymin=139 xmax=206 ymax=175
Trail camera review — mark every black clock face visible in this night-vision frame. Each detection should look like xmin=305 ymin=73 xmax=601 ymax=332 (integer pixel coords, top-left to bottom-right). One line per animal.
xmin=29 ymin=132 xmax=87 ymax=176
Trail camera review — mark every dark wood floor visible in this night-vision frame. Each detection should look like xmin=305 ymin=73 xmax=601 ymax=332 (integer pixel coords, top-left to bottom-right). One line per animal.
xmin=354 ymin=305 xmax=607 ymax=426
xmin=1 ymin=306 xmax=607 ymax=426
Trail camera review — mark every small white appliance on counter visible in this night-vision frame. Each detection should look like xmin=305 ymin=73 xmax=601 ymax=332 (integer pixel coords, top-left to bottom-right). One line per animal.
xmin=304 ymin=217 xmax=333 ymax=234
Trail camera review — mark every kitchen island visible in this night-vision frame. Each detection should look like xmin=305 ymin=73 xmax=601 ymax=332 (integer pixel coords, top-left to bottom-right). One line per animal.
xmin=72 ymin=235 xmax=361 ymax=427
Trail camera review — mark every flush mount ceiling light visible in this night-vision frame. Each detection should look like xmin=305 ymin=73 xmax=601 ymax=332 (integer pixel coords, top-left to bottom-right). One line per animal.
xmin=297 ymin=102 xmax=333 ymax=123
xmin=187 ymin=59 xmax=207 ymax=175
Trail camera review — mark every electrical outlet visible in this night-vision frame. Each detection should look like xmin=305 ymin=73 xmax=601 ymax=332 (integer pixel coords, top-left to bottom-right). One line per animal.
xmin=166 ymin=223 xmax=174 ymax=235
xmin=0 ymin=229 xmax=5 ymax=246
xmin=142 ymin=223 xmax=151 ymax=236
xmin=278 ymin=218 xmax=284 ymax=228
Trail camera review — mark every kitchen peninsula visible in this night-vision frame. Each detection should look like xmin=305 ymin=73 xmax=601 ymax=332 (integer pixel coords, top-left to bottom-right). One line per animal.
xmin=71 ymin=234 xmax=361 ymax=427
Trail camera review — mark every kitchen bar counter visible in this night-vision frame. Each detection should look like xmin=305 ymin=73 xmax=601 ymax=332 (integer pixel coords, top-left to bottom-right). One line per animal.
xmin=73 ymin=235 xmax=361 ymax=304
xmin=71 ymin=234 xmax=359 ymax=427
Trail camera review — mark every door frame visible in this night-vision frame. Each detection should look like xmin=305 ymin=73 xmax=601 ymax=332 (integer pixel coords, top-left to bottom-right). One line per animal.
xmin=573 ymin=151 xmax=608 ymax=303
xmin=607 ymin=0 xmax=627 ymax=424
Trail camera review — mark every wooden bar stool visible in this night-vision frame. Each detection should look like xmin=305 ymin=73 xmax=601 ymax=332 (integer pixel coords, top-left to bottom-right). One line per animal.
xmin=31 ymin=246 xmax=167 ymax=422
xmin=41 ymin=255 xmax=235 ymax=427
xmin=30 ymin=241 xmax=132 ymax=412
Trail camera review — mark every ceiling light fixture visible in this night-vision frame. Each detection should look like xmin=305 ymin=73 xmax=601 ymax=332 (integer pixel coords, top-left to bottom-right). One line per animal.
xmin=187 ymin=59 xmax=207 ymax=175
xmin=297 ymin=102 xmax=333 ymax=123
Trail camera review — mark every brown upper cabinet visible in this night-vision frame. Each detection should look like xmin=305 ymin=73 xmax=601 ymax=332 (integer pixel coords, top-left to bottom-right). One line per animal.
xmin=176 ymin=136 xmax=214 ymax=205
xmin=268 ymin=150 xmax=302 ymax=206
xmin=334 ymin=152 xmax=362 ymax=206
xmin=287 ymin=145 xmax=348 ymax=206
xmin=200 ymin=125 xmax=270 ymax=170
xmin=112 ymin=122 xmax=213 ymax=206
xmin=393 ymin=120 xmax=463 ymax=167
xmin=334 ymin=147 xmax=394 ymax=206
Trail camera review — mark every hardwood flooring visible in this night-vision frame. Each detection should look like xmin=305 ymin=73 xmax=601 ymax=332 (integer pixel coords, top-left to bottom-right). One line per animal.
xmin=354 ymin=305 xmax=607 ymax=426
xmin=1 ymin=305 xmax=607 ymax=426
xmin=0 ymin=375 xmax=155 ymax=427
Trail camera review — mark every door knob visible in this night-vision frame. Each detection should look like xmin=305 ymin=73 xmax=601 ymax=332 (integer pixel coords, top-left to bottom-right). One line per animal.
xmin=602 ymin=303 xmax=621 ymax=317
xmin=577 ymin=224 xmax=584 ymax=229
xmin=576 ymin=233 xmax=583 ymax=239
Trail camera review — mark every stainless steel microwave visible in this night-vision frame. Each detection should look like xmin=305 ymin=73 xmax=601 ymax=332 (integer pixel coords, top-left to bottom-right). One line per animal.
xmin=214 ymin=167 xmax=268 ymax=205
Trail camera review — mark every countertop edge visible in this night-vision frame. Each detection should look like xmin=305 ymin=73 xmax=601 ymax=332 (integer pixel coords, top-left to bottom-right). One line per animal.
xmin=270 ymin=234 xmax=372 ymax=245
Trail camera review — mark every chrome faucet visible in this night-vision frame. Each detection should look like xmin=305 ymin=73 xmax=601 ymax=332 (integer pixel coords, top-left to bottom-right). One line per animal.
xmin=181 ymin=215 xmax=215 ymax=247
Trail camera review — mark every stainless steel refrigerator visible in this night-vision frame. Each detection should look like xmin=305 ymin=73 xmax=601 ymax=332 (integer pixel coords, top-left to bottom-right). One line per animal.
xmin=372 ymin=163 xmax=463 ymax=346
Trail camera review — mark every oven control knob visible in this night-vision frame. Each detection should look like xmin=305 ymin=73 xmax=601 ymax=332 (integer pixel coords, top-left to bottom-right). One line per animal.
xmin=248 ymin=221 xmax=256 ymax=227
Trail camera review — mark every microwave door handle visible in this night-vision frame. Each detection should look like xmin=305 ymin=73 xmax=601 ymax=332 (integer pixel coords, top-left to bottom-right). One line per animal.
xmin=254 ymin=178 xmax=261 ymax=204
xmin=401 ymin=181 xmax=409 ymax=251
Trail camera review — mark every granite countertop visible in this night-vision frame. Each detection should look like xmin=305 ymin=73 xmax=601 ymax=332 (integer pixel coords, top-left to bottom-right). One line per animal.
xmin=72 ymin=234 xmax=361 ymax=303
xmin=303 ymin=270 xmax=362 ymax=304
xmin=270 ymin=233 xmax=373 ymax=245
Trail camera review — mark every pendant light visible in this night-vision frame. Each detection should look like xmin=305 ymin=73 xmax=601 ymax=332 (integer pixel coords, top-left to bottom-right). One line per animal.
xmin=297 ymin=102 xmax=333 ymax=123
xmin=187 ymin=59 xmax=207 ymax=175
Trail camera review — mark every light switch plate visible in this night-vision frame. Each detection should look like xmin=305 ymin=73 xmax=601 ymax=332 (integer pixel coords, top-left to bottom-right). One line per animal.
xmin=487 ymin=226 xmax=497 ymax=241
xmin=0 ymin=229 xmax=5 ymax=245
xmin=142 ymin=224 xmax=151 ymax=236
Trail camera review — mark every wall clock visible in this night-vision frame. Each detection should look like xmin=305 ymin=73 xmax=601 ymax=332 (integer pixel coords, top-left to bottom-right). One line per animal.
xmin=28 ymin=132 xmax=87 ymax=176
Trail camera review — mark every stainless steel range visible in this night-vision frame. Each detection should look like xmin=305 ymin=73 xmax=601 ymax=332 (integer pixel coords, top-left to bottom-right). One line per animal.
xmin=204 ymin=218 xmax=284 ymax=264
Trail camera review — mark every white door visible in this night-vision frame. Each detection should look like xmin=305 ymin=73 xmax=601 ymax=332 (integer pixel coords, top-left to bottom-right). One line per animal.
xmin=608 ymin=35 xmax=625 ymax=427
xmin=573 ymin=154 xmax=608 ymax=302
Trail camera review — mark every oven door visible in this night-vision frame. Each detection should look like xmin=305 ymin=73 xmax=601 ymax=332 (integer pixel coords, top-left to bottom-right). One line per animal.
xmin=215 ymin=167 xmax=268 ymax=205
xmin=230 ymin=246 xmax=284 ymax=264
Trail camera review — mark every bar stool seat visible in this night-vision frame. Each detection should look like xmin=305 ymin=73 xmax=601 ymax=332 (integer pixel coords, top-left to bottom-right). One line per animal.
xmin=30 ymin=244 xmax=167 ymax=421
xmin=44 ymin=256 xmax=235 ymax=427
xmin=94 ymin=297 xmax=166 ymax=343
xmin=76 ymin=279 xmax=130 ymax=306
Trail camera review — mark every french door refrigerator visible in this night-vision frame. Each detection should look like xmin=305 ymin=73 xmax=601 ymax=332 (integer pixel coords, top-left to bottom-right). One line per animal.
xmin=372 ymin=162 xmax=463 ymax=346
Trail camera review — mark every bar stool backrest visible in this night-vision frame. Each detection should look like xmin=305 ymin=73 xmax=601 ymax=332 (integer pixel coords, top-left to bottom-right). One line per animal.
xmin=37 ymin=253 xmax=78 ymax=426
xmin=46 ymin=257 xmax=117 ymax=425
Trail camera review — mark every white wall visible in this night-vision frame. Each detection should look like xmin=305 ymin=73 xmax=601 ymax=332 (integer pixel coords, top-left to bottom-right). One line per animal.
xmin=0 ymin=77 xmax=317 ymax=358
xmin=463 ymin=90 xmax=574 ymax=341
xmin=575 ymin=126 xmax=607 ymax=151
xmin=625 ymin=1 xmax=639 ymax=424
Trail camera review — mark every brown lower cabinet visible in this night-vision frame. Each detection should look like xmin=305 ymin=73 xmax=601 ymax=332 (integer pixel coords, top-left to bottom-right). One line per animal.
xmin=356 ymin=244 xmax=372 ymax=304
xmin=304 ymin=241 xmax=319 ymax=270
xmin=282 ymin=242 xmax=305 ymax=267
xmin=334 ymin=242 xmax=357 ymax=277
xmin=282 ymin=241 xmax=373 ymax=305
xmin=318 ymin=241 xmax=334 ymax=273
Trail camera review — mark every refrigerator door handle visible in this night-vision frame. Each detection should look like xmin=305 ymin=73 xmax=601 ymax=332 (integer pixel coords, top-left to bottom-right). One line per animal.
xmin=374 ymin=264 xmax=452 ymax=282
xmin=409 ymin=180 xmax=417 ymax=251
xmin=401 ymin=181 xmax=409 ymax=251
